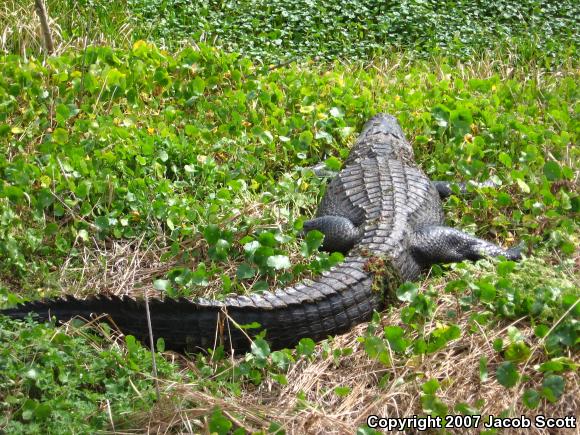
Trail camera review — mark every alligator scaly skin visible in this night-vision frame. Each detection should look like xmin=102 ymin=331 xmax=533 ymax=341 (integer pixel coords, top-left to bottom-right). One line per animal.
xmin=0 ymin=114 xmax=521 ymax=353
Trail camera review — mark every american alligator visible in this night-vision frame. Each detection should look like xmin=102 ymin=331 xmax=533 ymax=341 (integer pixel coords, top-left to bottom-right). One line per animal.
xmin=0 ymin=114 xmax=522 ymax=353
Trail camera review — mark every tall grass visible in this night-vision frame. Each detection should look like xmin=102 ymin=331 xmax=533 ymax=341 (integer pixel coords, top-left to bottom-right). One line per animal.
xmin=0 ymin=0 xmax=133 ymax=57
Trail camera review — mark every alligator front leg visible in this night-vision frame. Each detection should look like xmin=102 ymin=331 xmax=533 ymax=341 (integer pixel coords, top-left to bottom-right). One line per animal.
xmin=411 ymin=225 xmax=522 ymax=266
xmin=432 ymin=180 xmax=497 ymax=199
xmin=303 ymin=215 xmax=364 ymax=254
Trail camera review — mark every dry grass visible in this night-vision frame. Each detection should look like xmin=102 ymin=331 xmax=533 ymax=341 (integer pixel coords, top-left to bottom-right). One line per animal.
xmin=0 ymin=0 xmax=133 ymax=57
xmin=57 ymin=198 xmax=318 ymax=301
xmin=57 ymin=238 xmax=579 ymax=434
xmin=118 ymin=296 xmax=578 ymax=434
xmin=149 ymin=293 xmax=578 ymax=434
xmin=59 ymin=235 xmax=181 ymax=299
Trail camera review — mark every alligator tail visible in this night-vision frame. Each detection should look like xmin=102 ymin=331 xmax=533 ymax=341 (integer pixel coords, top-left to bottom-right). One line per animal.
xmin=1 ymin=257 xmax=381 ymax=353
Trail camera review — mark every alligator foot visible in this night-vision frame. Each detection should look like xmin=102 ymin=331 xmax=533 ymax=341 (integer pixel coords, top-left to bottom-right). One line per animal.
xmin=303 ymin=215 xmax=364 ymax=254
xmin=411 ymin=225 xmax=523 ymax=265
xmin=432 ymin=180 xmax=498 ymax=199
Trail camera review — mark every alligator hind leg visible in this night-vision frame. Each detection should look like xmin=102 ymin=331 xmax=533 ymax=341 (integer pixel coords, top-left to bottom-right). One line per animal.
xmin=303 ymin=215 xmax=364 ymax=254
xmin=411 ymin=225 xmax=522 ymax=266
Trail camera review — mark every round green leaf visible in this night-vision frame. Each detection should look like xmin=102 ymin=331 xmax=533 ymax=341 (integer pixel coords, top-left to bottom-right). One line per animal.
xmin=153 ymin=279 xmax=171 ymax=292
xmin=297 ymin=337 xmax=315 ymax=356
xmin=52 ymin=128 xmax=69 ymax=144
xmin=156 ymin=337 xmax=165 ymax=352
xmin=267 ymin=255 xmax=291 ymax=270
xmin=236 ymin=263 xmax=256 ymax=279
xmin=541 ymin=375 xmax=565 ymax=403
xmin=324 ymin=156 xmax=342 ymax=171
xmin=396 ymin=282 xmax=418 ymax=302
xmin=496 ymin=361 xmax=520 ymax=388
xmin=543 ymin=161 xmax=561 ymax=181
xmin=522 ymin=389 xmax=540 ymax=409
xmin=208 ymin=408 xmax=232 ymax=435
xmin=251 ymin=337 xmax=270 ymax=359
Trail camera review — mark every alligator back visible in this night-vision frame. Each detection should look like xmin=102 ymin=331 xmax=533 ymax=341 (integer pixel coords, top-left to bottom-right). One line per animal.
xmin=318 ymin=114 xmax=444 ymax=279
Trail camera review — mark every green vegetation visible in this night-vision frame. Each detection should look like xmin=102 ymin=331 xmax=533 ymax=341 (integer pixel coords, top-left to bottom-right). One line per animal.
xmin=0 ymin=0 xmax=578 ymax=433
xmin=1 ymin=43 xmax=576 ymax=297
xmin=130 ymin=0 xmax=579 ymax=64
xmin=0 ymin=0 xmax=132 ymax=56
xmin=0 ymin=317 xmax=181 ymax=433
xmin=2 ymin=1 xmax=578 ymax=65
